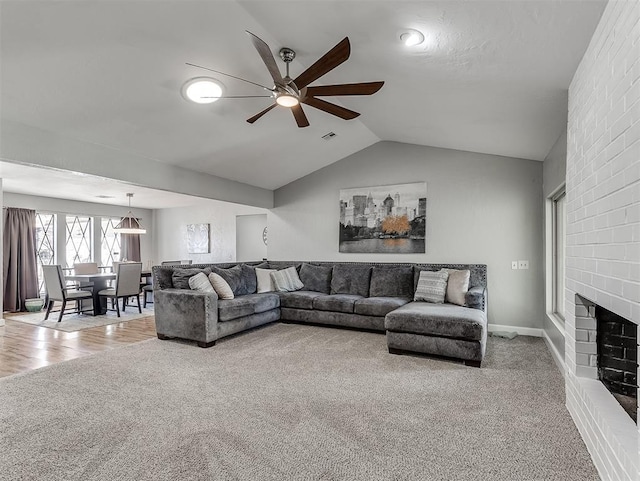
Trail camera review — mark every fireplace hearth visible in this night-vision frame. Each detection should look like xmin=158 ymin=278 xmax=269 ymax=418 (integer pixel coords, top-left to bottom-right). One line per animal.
xmin=597 ymin=305 xmax=638 ymax=423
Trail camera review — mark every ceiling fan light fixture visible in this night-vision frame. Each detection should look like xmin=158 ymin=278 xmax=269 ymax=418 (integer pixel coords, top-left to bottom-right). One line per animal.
xmin=182 ymin=77 xmax=223 ymax=104
xmin=400 ymin=29 xmax=425 ymax=47
xmin=275 ymin=93 xmax=299 ymax=108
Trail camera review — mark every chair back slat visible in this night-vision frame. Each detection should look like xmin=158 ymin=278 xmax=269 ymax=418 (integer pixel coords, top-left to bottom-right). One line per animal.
xmin=161 ymin=261 xmax=182 ymax=266
xmin=42 ymin=265 xmax=65 ymax=301
xmin=115 ymin=262 xmax=143 ymax=297
xmin=74 ymin=262 xmax=99 ymax=275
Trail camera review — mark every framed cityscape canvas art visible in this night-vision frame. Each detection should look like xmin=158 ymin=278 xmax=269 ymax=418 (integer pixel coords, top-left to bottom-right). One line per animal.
xmin=186 ymin=223 xmax=210 ymax=254
xmin=339 ymin=182 xmax=426 ymax=253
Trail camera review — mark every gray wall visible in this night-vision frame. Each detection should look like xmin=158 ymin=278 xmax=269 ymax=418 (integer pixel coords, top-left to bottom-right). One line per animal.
xmin=236 ymin=214 xmax=268 ymax=262
xmin=154 ymin=200 xmax=266 ymax=264
xmin=542 ymin=129 xmax=567 ymax=362
xmin=269 ymin=141 xmax=544 ymax=330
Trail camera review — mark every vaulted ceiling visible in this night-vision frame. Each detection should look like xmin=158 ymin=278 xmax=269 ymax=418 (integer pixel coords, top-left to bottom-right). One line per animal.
xmin=0 ymin=1 xmax=606 ymax=194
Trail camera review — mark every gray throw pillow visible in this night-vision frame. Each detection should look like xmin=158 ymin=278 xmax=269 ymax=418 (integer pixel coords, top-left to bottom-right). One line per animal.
xmin=270 ymin=267 xmax=304 ymax=292
xmin=330 ymin=265 xmax=372 ymax=297
xmin=212 ymin=265 xmax=246 ymax=296
xmin=171 ymin=267 xmax=212 ymax=290
xmin=369 ymin=266 xmax=413 ymax=298
xmin=299 ymin=263 xmax=332 ymax=293
xmin=414 ymin=270 xmax=449 ymax=303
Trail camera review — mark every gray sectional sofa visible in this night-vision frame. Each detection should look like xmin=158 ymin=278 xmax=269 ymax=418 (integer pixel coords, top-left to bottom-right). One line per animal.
xmin=153 ymin=261 xmax=488 ymax=366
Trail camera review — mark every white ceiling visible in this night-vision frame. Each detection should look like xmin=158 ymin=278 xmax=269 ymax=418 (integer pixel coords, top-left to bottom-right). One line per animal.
xmin=0 ymin=0 xmax=606 ymax=197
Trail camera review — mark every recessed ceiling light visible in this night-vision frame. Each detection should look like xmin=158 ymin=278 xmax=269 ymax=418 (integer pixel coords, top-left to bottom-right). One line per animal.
xmin=400 ymin=29 xmax=425 ymax=47
xmin=182 ymin=77 xmax=223 ymax=104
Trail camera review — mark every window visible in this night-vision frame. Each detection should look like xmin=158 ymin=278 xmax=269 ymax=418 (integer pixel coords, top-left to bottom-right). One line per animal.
xmin=65 ymin=215 xmax=93 ymax=267
xmin=101 ymin=217 xmax=122 ymax=266
xmin=552 ymin=190 xmax=566 ymax=320
xmin=35 ymin=213 xmax=56 ymax=295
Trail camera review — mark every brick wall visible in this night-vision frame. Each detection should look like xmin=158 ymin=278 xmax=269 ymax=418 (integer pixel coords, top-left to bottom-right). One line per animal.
xmin=566 ymin=1 xmax=640 ymax=480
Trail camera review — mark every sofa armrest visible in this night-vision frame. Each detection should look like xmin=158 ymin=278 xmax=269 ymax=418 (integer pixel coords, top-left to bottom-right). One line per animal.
xmin=154 ymin=288 xmax=219 ymax=343
xmin=465 ymin=286 xmax=487 ymax=312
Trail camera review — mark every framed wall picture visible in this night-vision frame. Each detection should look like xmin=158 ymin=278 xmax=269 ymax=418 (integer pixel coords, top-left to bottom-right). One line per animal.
xmin=339 ymin=182 xmax=426 ymax=253
xmin=186 ymin=223 xmax=210 ymax=254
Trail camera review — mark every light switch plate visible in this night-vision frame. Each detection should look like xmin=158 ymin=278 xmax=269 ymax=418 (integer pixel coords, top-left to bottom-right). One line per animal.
xmin=511 ymin=261 xmax=518 ymax=270
xmin=518 ymin=260 xmax=529 ymax=269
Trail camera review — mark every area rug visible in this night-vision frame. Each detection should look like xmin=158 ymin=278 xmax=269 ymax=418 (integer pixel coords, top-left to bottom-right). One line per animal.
xmin=4 ymin=305 xmax=154 ymax=332
xmin=0 ymin=323 xmax=599 ymax=481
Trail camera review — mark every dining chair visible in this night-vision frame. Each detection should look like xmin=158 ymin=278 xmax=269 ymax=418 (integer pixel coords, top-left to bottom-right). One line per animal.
xmin=98 ymin=262 xmax=142 ymax=317
xmin=42 ymin=265 xmax=94 ymax=322
xmin=73 ymin=262 xmax=99 ymax=274
xmin=161 ymin=261 xmax=182 ymax=266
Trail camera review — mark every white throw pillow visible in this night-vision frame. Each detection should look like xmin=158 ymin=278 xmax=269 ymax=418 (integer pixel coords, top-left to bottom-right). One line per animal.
xmin=188 ymin=272 xmax=216 ymax=296
xmin=270 ymin=266 xmax=304 ymax=292
xmin=444 ymin=269 xmax=470 ymax=306
xmin=255 ymin=268 xmax=276 ymax=293
xmin=414 ymin=270 xmax=449 ymax=303
xmin=208 ymin=272 xmax=234 ymax=299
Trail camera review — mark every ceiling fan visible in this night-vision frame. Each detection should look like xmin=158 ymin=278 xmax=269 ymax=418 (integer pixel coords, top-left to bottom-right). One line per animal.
xmin=186 ymin=31 xmax=384 ymax=128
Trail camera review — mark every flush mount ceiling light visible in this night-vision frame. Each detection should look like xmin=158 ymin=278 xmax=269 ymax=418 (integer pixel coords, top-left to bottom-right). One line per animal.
xmin=400 ymin=29 xmax=425 ymax=47
xmin=182 ymin=77 xmax=223 ymax=104
xmin=275 ymin=93 xmax=299 ymax=107
xmin=113 ymin=193 xmax=147 ymax=234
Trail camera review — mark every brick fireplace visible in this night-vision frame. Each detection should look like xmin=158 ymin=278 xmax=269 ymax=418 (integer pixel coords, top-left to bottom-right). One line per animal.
xmin=565 ymin=1 xmax=639 ymax=480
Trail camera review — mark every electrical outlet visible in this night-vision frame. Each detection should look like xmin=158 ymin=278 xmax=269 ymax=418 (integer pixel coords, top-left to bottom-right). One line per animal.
xmin=518 ymin=260 xmax=529 ymax=270
xmin=511 ymin=261 xmax=518 ymax=270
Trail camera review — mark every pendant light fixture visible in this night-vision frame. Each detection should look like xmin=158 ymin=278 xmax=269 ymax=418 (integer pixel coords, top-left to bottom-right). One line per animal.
xmin=113 ymin=193 xmax=146 ymax=234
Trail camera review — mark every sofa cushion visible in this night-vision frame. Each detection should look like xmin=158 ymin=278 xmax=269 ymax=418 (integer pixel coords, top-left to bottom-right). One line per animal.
xmin=279 ymin=291 xmax=328 ymax=310
xmin=385 ymin=302 xmax=486 ymax=341
xmin=271 ymin=267 xmax=304 ymax=292
xmin=313 ymin=294 xmax=363 ymax=314
xmin=209 ymin=273 xmax=234 ymax=300
xmin=369 ymin=266 xmax=414 ymax=298
xmin=212 ymin=264 xmax=257 ymax=296
xmin=299 ymin=263 xmax=332 ymax=294
xmin=444 ymin=269 xmax=470 ymax=306
xmin=255 ymin=268 xmax=276 ymax=293
xmin=217 ymin=293 xmax=280 ymax=322
xmin=171 ymin=267 xmax=212 ymax=290
xmin=414 ymin=270 xmax=449 ymax=303
xmin=188 ymin=272 xmax=216 ymax=294
xmin=354 ymin=297 xmax=411 ymax=317
xmin=330 ymin=265 xmax=372 ymax=297
xmin=154 ymin=267 xmax=175 ymax=289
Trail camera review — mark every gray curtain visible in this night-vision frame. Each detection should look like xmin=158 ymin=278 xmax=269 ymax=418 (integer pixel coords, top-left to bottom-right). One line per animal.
xmin=120 ymin=216 xmax=141 ymax=261
xmin=3 ymin=208 xmax=39 ymax=312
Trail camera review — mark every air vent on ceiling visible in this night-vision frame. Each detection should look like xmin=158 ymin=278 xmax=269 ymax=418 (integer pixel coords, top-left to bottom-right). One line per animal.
xmin=322 ymin=132 xmax=337 ymax=141
xmin=96 ymin=195 xmax=115 ymax=199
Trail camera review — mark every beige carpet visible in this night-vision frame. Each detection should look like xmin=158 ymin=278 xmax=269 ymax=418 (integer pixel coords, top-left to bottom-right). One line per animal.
xmin=0 ymin=323 xmax=599 ymax=481
xmin=5 ymin=305 xmax=154 ymax=332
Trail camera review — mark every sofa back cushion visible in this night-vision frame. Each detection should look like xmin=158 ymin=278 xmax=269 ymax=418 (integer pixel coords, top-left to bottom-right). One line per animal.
xmin=154 ymin=266 xmax=176 ymax=289
xmin=369 ymin=265 xmax=414 ymax=298
xmin=171 ymin=267 xmax=212 ymax=290
xmin=299 ymin=263 xmax=332 ymax=294
xmin=211 ymin=264 xmax=257 ymax=296
xmin=330 ymin=264 xmax=372 ymax=297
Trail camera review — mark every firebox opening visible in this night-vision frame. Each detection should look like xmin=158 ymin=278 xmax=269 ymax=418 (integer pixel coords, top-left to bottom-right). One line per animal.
xmin=596 ymin=305 xmax=638 ymax=423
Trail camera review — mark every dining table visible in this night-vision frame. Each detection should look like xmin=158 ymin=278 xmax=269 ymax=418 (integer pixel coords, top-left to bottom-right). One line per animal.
xmin=65 ymin=271 xmax=152 ymax=316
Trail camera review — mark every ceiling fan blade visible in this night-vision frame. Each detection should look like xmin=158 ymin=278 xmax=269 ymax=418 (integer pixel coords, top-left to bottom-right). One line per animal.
xmin=186 ymin=63 xmax=273 ymax=91
xmin=247 ymin=104 xmax=277 ymax=124
xmin=305 ymin=81 xmax=384 ymax=97
xmin=291 ymin=104 xmax=310 ymax=128
xmin=302 ymin=97 xmax=360 ymax=120
xmin=246 ymin=31 xmax=285 ymax=87
xmin=294 ymin=37 xmax=350 ymax=89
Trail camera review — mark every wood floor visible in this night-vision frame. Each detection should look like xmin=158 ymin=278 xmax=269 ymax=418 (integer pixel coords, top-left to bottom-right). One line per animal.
xmin=0 ymin=312 xmax=157 ymax=379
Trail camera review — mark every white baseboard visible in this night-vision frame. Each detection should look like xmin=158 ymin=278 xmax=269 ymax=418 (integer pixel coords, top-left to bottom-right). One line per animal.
xmin=542 ymin=329 xmax=566 ymax=376
xmin=487 ymin=324 xmax=543 ymax=337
